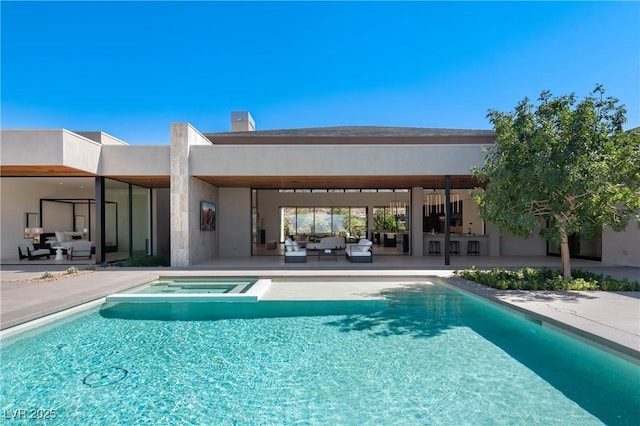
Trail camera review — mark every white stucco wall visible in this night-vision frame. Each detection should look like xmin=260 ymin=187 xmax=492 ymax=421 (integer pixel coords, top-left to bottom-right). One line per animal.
xmin=218 ymin=188 xmax=251 ymax=257
xmin=1 ymin=130 xmax=102 ymax=173
xmin=188 ymin=178 xmax=218 ymax=263
xmin=75 ymin=131 xmax=129 ymax=145
xmin=190 ymin=144 xmax=487 ymax=176
xmin=602 ymin=217 xmax=640 ymax=267
xmin=100 ymin=146 xmax=170 ymax=175
xmin=499 ymin=233 xmax=548 ymax=256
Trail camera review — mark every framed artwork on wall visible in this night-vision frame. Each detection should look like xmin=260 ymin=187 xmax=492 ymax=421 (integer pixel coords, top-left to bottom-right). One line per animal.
xmin=201 ymin=201 xmax=216 ymax=231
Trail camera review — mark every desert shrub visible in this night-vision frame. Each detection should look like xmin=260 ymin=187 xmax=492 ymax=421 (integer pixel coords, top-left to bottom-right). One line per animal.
xmin=455 ymin=267 xmax=638 ymax=291
xmin=124 ymin=251 xmax=170 ymax=267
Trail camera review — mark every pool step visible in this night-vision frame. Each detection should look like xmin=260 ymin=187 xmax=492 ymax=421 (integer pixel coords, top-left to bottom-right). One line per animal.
xmin=105 ymin=278 xmax=271 ymax=303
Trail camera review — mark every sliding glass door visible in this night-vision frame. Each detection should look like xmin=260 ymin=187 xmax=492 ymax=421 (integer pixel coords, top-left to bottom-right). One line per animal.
xmin=103 ymin=179 xmax=151 ymax=262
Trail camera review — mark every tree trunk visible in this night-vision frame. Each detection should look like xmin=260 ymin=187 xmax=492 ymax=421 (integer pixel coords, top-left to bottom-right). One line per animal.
xmin=559 ymin=225 xmax=572 ymax=280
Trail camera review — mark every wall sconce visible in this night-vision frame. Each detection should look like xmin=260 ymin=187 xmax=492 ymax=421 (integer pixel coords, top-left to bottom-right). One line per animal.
xmin=83 ymin=228 xmax=88 ymax=239
xmin=24 ymin=227 xmax=30 ymax=239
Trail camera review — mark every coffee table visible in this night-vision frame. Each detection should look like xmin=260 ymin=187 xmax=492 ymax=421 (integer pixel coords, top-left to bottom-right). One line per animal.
xmin=318 ymin=248 xmax=337 ymax=261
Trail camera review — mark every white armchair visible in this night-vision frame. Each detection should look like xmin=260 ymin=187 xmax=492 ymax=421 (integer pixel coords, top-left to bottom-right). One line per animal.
xmin=17 ymin=240 xmax=51 ymax=260
xmin=68 ymin=240 xmax=93 ymax=260
xmin=345 ymin=238 xmax=373 ymax=263
xmin=284 ymin=238 xmax=307 ymax=263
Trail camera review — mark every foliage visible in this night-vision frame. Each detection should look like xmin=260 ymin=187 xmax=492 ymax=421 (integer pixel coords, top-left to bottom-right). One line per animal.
xmin=456 ymin=267 xmax=639 ymax=291
xmin=124 ymin=251 xmax=170 ymax=267
xmin=472 ymin=85 xmax=640 ymax=279
xmin=41 ymin=271 xmax=53 ymax=279
xmin=374 ymin=208 xmax=397 ymax=230
xmin=66 ymin=266 xmax=78 ymax=275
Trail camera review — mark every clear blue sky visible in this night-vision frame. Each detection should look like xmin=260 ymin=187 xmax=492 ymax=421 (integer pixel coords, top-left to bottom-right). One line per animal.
xmin=2 ymin=1 xmax=638 ymax=145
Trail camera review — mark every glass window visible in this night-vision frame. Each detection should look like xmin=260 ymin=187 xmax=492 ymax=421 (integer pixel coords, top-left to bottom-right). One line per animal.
xmin=280 ymin=206 xmax=369 ymax=240
xmin=296 ymin=208 xmax=313 ymax=236
xmin=314 ymin=207 xmax=331 ymax=235
xmin=349 ymin=208 xmax=367 ymax=238
xmin=331 ymin=207 xmax=349 ymax=236
xmin=131 ymin=184 xmax=150 ymax=255
xmin=104 ymin=179 xmax=129 ymax=263
xmin=373 ymin=207 xmax=395 ymax=230
xmin=282 ymin=207 xmax=297 ymax=238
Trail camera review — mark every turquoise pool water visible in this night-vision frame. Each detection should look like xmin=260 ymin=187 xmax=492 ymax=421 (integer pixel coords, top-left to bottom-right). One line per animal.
xmin=1 ymin=281 xmax=638 ymax=425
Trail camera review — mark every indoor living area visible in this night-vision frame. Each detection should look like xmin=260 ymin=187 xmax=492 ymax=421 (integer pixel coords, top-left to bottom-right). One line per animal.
xmin=251 ymin=186 xmax=487 ymax=258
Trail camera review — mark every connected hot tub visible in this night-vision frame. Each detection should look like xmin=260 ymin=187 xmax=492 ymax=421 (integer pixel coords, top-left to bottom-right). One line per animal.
xmin=105 ymin=277 xmax=270 ymax=303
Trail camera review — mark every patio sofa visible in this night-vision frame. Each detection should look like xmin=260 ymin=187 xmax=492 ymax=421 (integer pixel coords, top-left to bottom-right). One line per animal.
xmin=305 ymin=236 xmax=346 ymax=251
xmin=345 ymin=238 xmax=373 ymax=263
xmin=284 ymin=238 xmax=307 ymax=263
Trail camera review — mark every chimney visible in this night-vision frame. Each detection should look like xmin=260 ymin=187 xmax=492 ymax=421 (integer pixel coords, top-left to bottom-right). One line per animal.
xmin=230 ymin=111 xmax=255 ymax=132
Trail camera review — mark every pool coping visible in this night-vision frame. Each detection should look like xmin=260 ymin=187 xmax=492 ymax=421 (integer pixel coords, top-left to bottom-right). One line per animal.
xmin=444 ymin=276 xmax=640 ymax=364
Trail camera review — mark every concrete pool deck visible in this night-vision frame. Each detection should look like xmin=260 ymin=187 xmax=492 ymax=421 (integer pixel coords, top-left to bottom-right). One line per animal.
xmin=1 ymin=258 xmax=638 ymax=362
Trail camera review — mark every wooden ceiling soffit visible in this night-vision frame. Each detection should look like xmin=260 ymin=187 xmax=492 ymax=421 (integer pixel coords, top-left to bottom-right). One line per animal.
xmin=0 ymin=165 xmax=96 ymax=177
xmin=195 ymin=175 xmax=484 ymax=189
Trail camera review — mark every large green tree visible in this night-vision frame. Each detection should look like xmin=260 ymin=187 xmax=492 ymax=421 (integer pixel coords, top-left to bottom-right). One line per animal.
xmin=472 ymin=86 xmax=640 ymax=279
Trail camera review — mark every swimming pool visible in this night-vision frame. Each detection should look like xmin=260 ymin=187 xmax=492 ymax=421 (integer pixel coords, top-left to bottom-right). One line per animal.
xmin=1 ymin=279 xmax=638 ymax=425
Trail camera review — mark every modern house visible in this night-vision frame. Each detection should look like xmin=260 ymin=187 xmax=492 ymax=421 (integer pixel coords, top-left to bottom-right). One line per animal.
xmin=1 ymin=112 xmax=638 ymax=267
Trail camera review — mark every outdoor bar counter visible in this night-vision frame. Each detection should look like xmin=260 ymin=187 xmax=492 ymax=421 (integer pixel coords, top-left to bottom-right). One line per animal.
xmin=423 ymin=233 xmax=489 ymax=256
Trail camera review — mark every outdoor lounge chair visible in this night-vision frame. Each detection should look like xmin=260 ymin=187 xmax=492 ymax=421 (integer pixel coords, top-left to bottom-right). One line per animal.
xmin=345 ymin=238 xmax=373 ymax=263
xmin=284 ymin=238 xmax=306 ymax=263
xmin=67 ymin=240 xmax=93 ymax=260
xmin=18 ymin=240 xmax=51 ymax=260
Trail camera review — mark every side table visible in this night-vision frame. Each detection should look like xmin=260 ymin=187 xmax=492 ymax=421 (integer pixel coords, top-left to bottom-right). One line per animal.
xmin=52 ymin=245 xmax=67 ymax=261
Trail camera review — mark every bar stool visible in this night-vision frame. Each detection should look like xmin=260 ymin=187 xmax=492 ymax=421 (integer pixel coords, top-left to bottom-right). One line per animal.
xmin=428 ymin=240 xmax=441 ymax=256
xmin=467 ymin=240 xmax=480 ymax=255
xmin=450 ymin=240 xmax=460 ymax=255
